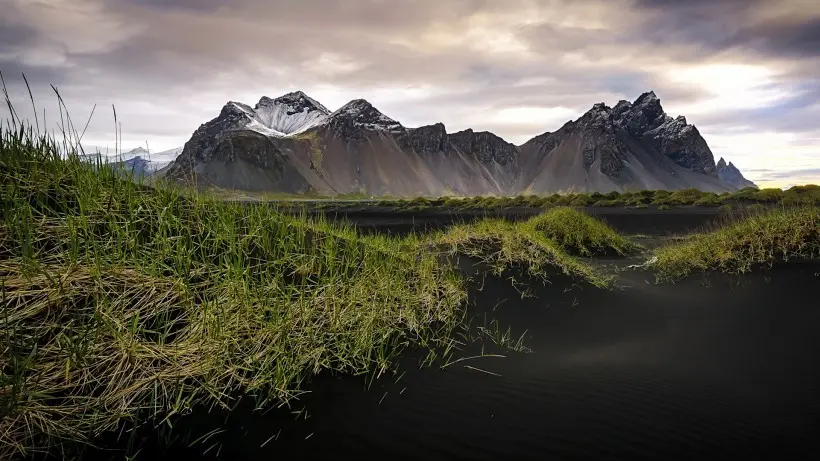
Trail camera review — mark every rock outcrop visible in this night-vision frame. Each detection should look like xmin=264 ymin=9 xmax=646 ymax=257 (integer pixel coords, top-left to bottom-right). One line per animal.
xmin=716 ymin=157 xmax=758 ymax=189
xmin=613 ymin=91 xmax=717 ymax=174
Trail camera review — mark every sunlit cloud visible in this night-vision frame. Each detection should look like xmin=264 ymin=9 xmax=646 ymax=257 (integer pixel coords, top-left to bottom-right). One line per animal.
xmin=664 ymin=64 xmax=793 ymax=114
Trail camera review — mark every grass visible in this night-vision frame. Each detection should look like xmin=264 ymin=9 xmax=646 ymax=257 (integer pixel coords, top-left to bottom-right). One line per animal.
xmin=650 ymin=206 xmax=820 ymax=282
xmin=0 ymin=93 xmax=467 ymax=458
xmin=525 ymin=207 xmax=640 ymax=257
xmin=2 ymin=78 xmax=818 ymax=459
xmin=429 ymin=207 xmax=633 ymax=288
xmin=302 ymin=186 xmax=820 ymax=212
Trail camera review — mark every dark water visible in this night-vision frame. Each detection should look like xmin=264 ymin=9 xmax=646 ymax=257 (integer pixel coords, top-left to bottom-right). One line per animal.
xmin=104 ymin=259 xmax=820 ymax=461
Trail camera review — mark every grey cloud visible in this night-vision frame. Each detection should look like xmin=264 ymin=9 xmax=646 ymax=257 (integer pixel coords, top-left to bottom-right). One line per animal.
xmin=634 ymin=0 xmax=766 ymax=8
xmin=690 ymin=83 xmax=820 ymax=135
xmin=761 ymin=168 xmax=820 ymax=179
xmin=728 ymin=17 xmax=820 ymax=58
xmin=115 ymin=0 xmax=506 ymax=33
xmin=0 ymin=19 xmax=37 ymax=52
xmin=121 ymin=0 xmax=227 ymax=12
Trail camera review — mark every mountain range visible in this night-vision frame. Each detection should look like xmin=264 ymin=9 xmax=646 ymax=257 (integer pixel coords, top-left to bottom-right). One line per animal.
xmin=161 ymin=90 xmax=757 ymax=196
xmin=78 ymin=146 xmax=182 ymax=177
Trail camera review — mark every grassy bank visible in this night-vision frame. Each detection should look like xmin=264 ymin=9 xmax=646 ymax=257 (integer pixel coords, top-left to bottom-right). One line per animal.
xmin=430 ymin=207 xmax=637 ymax=288
xmin=649 ymin=206 xmax=820 ymax=282
xmin=328 ymin=186 xmax=820 ymax=211
xmin=0 ymin=120 xmax=467 ymax=458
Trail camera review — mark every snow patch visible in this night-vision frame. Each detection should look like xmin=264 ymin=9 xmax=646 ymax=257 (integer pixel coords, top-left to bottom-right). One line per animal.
xmin=254 ymin=91 xmax=330 ymax=135
xmin=246 ymin=118 xmax=287 ymax=137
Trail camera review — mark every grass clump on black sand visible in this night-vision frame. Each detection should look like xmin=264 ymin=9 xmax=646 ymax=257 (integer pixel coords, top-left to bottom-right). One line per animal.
xmin=526 ymin=207 xmax=640 ymax=257
xmin=650 ymin=206 xmax=820 ymax=282
xmin=0 ymin=105 xmax=466 ymax=458
xmin=431 ymin=207 xmax=636 ymax=288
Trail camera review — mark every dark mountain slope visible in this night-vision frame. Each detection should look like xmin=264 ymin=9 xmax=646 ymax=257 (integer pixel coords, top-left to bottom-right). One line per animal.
xmin=164 ymin=91 xmax=755 ymax=196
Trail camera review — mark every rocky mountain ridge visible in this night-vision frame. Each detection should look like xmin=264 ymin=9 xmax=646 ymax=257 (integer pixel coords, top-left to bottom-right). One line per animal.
xmin=716 ymin=157 xmax=757 ymax=189
xmin=164 ymin=91 xmax=756 ymax=196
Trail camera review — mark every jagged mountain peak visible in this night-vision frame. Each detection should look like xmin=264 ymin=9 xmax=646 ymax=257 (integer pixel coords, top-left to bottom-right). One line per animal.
xmin=329 ymin=99 xmax=404 ymax=133
xmin=252 ymin=91 xmax=329 ymax=135
xmin=406 ymin=122 xmax=447 ymax=136
xmin=717 ymin=157 xmax=757 ymax=189
xmin=258 ymin=91 xmax=331 ymax=115
xmin=400 ymin=122 xmax=449 ymax=155
xmin=634 ymin=90 xmax=659 ymax=104
xmin=410 ymin=121 xmax=447 ymax=131
xmin=629 ymin=91 xmax=665 ymax=123
xmin=583 ymin=102 xmax=613 ymax=122
xmin=124 ymin=146 xmax=148 ymax=155
xmin=334 ymin=98 xmax=376 ymax=113
xmin=226 ymin=101 xmax=256 ymax=116
xmin=448 ymin=128 xmax=517 ymax=165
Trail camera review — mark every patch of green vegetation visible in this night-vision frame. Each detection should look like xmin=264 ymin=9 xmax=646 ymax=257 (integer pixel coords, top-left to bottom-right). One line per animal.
xmin=658 ymin=205 xmax=671 ymax=210
xmin=429 ymin=207 xmax=636 ymax=287
xmin=650 ymin=206 xmax=820 ymax=282
xmin=0 ymin=102 xmax=465 ymax=457
xmin=332 ymin=191 xmax=371 ymax=200
xmin=693 ymin=192 xmax=721 ymax=206
xmin=431 ymin=219 xmax=611 ymax=288
xmin=526 ymin=207 xmax=640 ymax=257
xmin=781 ymin=185 xmax=820 ymax=206
xmin=258 ymin=181 xmax=819 ymax=212
xmin=295 ymin=131 xmax=325 ymax=173
xmin=592 ymin=199 xmax=620 ymax=207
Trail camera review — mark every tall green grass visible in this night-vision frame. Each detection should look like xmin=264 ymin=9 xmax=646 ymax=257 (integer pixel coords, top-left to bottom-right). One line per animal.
xmin=0 ymin=90 xmax=466 ymax=459
xmin=430 ymin=207 xmax=631 ymax=288
xmin=525 ymin=207 xmax=639 ymax=256
xmin=650 ymin=206 xmax=820 ymax=282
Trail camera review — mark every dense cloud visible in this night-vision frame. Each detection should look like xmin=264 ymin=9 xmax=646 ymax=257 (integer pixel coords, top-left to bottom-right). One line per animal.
xmin=1 ymin=0 xmax=819 ymax=187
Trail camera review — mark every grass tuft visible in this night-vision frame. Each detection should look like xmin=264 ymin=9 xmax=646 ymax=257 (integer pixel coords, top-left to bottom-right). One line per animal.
xmin=430 ymin=210 xmax=623 ymax=288
xmin=525 ymin=207 xmax=639 ymax=257
xmin=650 ymin=206 xmax=820 ymax=282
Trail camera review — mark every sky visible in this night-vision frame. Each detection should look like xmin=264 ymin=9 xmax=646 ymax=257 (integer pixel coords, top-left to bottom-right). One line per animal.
xmin=1 ymin=0 xmax=819 ymax=188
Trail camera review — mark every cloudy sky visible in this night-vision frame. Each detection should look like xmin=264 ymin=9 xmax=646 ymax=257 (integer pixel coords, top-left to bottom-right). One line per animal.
xmin=2 ymin=0 xmax=819 ymax=188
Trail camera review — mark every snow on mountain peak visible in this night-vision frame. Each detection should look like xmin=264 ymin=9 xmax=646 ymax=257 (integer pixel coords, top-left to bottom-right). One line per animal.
xmin=125 ymin=146 xmax=148 ymax=156
xmin=272 ymin=91 xmax=330 ymax=114
xmin=253 ymin=91 xmax=329 ymax=135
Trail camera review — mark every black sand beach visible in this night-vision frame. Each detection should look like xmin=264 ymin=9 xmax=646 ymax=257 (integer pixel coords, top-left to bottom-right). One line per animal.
xmin=72 ymin=208 xmax=820 ymax=461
